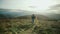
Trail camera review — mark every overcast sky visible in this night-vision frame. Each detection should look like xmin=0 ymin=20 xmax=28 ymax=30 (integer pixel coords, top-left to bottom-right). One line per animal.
xmin=0 ymin=0 xmax=60 ymax=13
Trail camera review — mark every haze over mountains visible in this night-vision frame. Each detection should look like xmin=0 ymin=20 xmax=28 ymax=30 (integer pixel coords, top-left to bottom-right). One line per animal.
xmin=0 ymin=9 xmax=34 ymax=18
xmin=0 ymin=9 xmax=60 ymax=20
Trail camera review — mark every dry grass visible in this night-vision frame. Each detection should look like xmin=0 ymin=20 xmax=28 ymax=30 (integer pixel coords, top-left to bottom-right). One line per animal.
xmin=0 ymin=18 xmax=60 ymax=34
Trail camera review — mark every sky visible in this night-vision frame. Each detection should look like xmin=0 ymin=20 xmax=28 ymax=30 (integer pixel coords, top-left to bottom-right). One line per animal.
xmin=0 ymin=0 xmax=60 ymax=13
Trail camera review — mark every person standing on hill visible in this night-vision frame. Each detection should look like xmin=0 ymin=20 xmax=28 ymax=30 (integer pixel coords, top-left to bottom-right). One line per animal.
xmin=31 ymin=14 xmax=35 ymax=24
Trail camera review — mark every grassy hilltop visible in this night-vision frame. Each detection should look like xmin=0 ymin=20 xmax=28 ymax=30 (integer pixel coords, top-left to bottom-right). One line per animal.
xmin=0 ymin=14 xmax=60 ymax=34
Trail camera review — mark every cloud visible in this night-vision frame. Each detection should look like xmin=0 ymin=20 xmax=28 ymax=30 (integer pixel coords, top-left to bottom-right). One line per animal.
xmin=47 ymin=4 xmax=60 ymax=14
xmin=55 ymin=0 xmax=60 ymax=3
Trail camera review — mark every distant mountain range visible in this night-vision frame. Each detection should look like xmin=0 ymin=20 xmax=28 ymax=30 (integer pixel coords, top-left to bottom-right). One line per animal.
xmin=45 ymin=14 xmax=60 ymax=20
xmin=0 ymin=9 xmax=34 ymax=19
xmin=0 ymin=9 xmax=60 ymax=20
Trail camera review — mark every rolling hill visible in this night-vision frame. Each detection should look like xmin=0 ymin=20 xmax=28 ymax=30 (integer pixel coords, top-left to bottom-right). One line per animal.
xmin=0 ymin=9 xmax=60 ymax=34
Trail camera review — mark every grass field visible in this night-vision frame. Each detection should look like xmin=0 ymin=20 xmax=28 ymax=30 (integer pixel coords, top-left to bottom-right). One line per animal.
xmin=0 ymin=16 xmax=60 ymax=34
